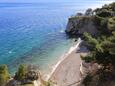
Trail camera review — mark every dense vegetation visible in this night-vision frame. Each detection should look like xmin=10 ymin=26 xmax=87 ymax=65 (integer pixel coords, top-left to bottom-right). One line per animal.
xmin=83 ymin=2 xmax=115 ymax=67
xmin=0 ymin=64 xmax=53 ymax=86
xmin=81 ymin=2 xmax=115 ymax=86
xmin=0 ymin=65 xmax=10 ymax=86
xmin=14 ymin=64 xmax=27 ymax=81
xmin=0 ymin=64 xmax=38 ymax=86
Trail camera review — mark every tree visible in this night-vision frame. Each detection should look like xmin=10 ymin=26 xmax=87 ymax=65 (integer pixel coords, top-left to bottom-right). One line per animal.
xmin=95 ymin=8 xmax=112 ymax=17
xmin=0 ymin=65 xmax=10 ymax=86
xmin=80 ymin=2 xmax=115 ymax=84
xmin=84 ymin=32 xmax=103 ymax=52
xmin=85 ymin=8 xmax=93 ymax=16
xmin=84 ymin=32 xmax=115 ymax=65
xmin=14 ymin=64 xmax=27 ymax=81
xmin=76 ymin=13 xmax=83 ymax=16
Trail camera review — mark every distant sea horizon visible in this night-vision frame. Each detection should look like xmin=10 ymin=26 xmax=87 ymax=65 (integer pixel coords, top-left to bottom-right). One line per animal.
xmin=0 ymin=1 xmax=113 ymax=74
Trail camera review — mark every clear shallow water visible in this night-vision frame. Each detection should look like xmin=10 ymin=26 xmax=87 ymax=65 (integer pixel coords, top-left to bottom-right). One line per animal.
xmin=0 ymin=2 xmax=112 ymax=74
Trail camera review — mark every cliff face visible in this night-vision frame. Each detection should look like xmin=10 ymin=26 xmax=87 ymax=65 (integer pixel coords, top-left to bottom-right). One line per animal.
xmin=65 ymin=16 xmax=98 ymax=37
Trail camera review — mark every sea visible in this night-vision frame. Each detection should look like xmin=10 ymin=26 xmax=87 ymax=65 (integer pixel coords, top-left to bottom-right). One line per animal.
xmin=0 ymin=1 xmax=113 ymax=74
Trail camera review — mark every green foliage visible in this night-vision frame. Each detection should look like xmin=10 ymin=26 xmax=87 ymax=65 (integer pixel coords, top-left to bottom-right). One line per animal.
xmin=0 ymin=65 xmax=10 ymax=85
xmin=46 ymin=81 xmax=53 ymax=86
xmin=14 ymin=64 xmax=27 ymax=81
xmin=84 ymin=32 xmax=103 ymax=52
xmin=96 ymin=10 xmax=112 ymax=17
xmin=81 ymin=55 xmax=95 ymax=63
xmin=107 ymin=35 xmax=115 ymax=56
xmin=84 ymin=32 xmax=115 ymax=65
xmin=76 ymin=13 xmax=83 ymax=16
xmin=108 ymin=17 xmax=115 ymax=32
xmin=94 ymin=2 xmax=115 ymax=17
xmin=21 ymin=84 xmax=34 ymax=86
xmin=84 ymin=32 xmax=98 ymax=46
xmin=94 ymin=3 xmax=115 ymax=36
xmin=82 ymin=2 xmax=115 ymax=85
xmin=100 ymin=18 xmax=108 ymax=30
xmin=94 ymin=15 xmax=110 ymax=35
xmin=85 ymin=8 xmax=93 ymax=16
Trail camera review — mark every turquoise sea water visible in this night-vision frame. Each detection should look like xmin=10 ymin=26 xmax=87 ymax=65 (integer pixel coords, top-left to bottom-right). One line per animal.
xmin=0 ymin=1 xmax=112 ymax=74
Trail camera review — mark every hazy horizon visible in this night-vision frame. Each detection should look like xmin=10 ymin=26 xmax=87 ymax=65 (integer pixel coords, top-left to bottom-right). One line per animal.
xmin=0 ymin=0 xmax=114 ymax=3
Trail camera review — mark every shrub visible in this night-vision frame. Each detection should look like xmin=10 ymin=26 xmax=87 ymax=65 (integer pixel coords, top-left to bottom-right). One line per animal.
xmin=81 ymin=55 xmax=95 ymax=63
xmin=108 ymin=17 xmax=115 ymax=32
xmin=0 ymin=65 xmax=10 ymax=85
xmin=14 ymin=64 xmax=27 ymax=81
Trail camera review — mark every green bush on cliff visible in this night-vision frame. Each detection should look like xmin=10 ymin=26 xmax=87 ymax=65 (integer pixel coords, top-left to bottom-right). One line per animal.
xmin=66 ymin=2 xmax=115 ymax=86
xmin=14 ymin=64 xmax=27 ymax=81
xmin=96 ymin=9 xmax=112 ymax=17
xmin=94 ymin=16 xmax=109 ymax=35
xmin=84 ymin=32 xmax=115 ymax=65
xmin=94 ymin=2 xmax=115 ymax=17
xmin=93 ymin=2 xmax=115 ymax=36
xmin=82 ymin=32 xmax=115 ymax=85
xmin=84 ymin=32 xmax=103 ymax=52
xmin=85 ymin=8 xmax=93 ymax=16
xmin=0 ymin=65 xmax=10 ymax=85
xmin=108 ymin=17 xmax=115 ymax=32
xmin=81 ymin=55 xmax=95 ymax=63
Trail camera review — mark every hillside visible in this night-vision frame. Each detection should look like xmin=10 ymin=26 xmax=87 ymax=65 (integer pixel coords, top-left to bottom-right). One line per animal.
xmin=66 ymin=2 xmax=115 ymax=86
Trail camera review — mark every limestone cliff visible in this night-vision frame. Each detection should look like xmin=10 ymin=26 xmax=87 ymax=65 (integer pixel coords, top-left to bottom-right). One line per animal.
xmin=65 ymin=16 xmax=98 ymax=37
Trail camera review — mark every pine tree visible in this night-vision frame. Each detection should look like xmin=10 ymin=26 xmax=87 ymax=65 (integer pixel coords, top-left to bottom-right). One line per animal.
xmin=0 ymin=65 xmax=10 ymax=86
xmin=14 ymin=64 xmax=27 ymax=81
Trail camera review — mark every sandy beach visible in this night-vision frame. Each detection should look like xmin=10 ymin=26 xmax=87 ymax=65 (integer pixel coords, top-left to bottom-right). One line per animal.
xmin=49 ymin=39 xmax=88 ymax=86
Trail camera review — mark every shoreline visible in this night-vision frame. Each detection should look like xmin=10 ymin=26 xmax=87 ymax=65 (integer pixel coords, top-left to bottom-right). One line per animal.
xmin=47 ymin=38 xmax=82 ymax=84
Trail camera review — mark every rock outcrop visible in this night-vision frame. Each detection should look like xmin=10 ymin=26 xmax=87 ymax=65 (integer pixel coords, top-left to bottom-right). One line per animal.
xmin=65 ymin=16 xmax=98 ymax=37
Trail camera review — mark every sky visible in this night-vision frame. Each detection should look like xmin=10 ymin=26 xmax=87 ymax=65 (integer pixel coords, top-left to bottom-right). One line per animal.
xmin=0 ymin=0 xmax=115 ymax=3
